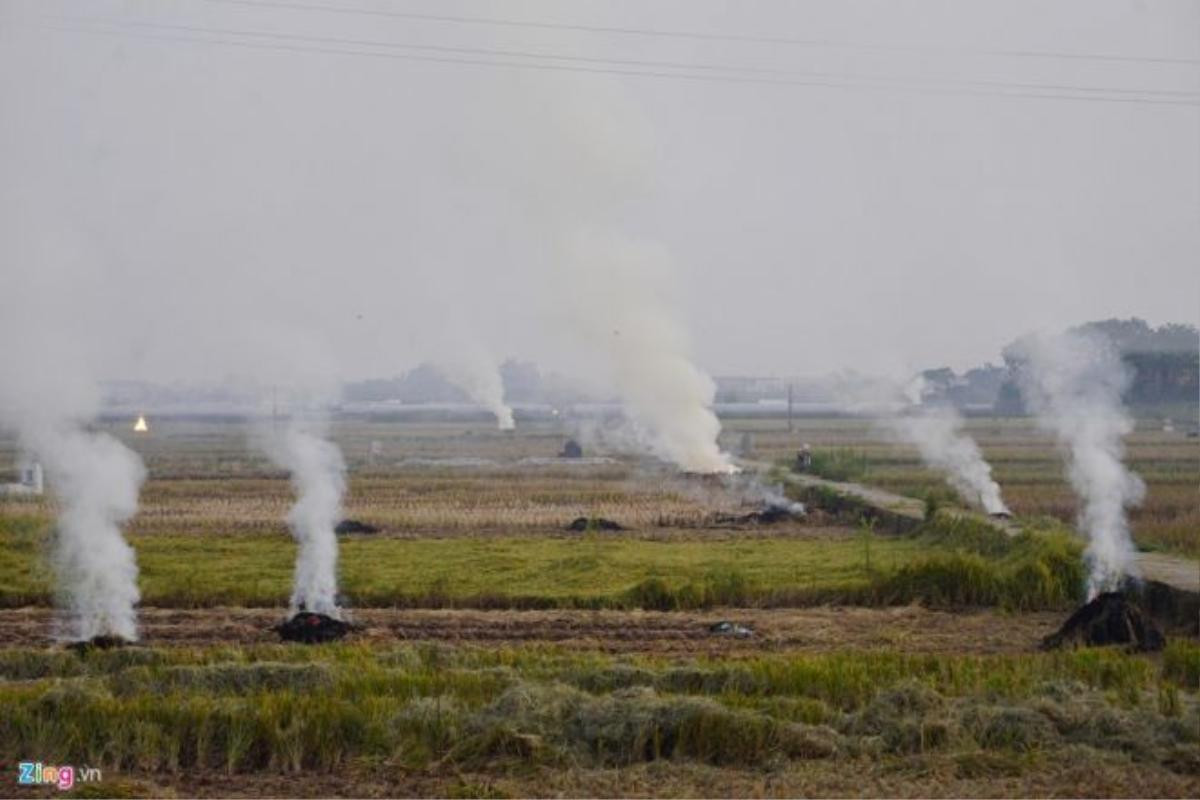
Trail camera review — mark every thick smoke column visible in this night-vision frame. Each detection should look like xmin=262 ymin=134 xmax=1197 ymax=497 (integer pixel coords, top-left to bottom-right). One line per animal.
xmin=892 ymin=406 xmax=1009 ymax=514
xmin=560 ymin=227 xmax=735 ymax=473
xmin=24 ymin=423 xmax=146 ymax=641
xmin=1011 ymin=331 xmax=1145 ymax=596
xmin=265 ymin=419 xmax=347 ymax=616
xmin=0 ymin=238 xmax=147 ymax=642
xmin=497 ymin=76 xmax=735 ymax=474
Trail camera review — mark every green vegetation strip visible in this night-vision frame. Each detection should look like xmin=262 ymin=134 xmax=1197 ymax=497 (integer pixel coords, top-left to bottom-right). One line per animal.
xmin=0 ymin=513 xmax=1085 ymax=610
xmin=1 ymin=642 xmax=1197 ymax=777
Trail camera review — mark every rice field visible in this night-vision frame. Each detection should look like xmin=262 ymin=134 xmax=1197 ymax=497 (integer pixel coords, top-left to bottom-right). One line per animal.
xmin=0 ymin=640 xmax=1197 ymax=797
xmin=0 ymin=415 xmax=1196 ymax=797
xmin=731 ymin=416 xmax=1200 ymax=558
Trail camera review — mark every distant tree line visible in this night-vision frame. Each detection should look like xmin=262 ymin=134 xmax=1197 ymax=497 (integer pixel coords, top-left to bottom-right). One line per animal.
xmin=341 ymin=359 xmax=588 ymax=406
xmin=921 ymin=319 xmax=1199 ymax=413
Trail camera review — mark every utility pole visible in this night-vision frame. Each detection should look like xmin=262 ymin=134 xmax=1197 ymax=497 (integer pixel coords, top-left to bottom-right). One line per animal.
xmin=787 ymin=382 xmax=794 ymax=433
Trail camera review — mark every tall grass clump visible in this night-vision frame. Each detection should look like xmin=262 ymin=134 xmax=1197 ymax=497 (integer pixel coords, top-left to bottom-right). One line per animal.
xmin=867 ymin=516 xmax=1085 ymax=611
xmin=806 ymin=448 xmax=871 ymax=482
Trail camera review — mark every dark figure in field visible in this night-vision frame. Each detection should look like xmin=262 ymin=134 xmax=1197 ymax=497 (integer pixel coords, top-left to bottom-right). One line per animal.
xmin=793 ymin=445 xmax=813 ymax=473
xmin=1042 ymin=592 xmax=1166 ymax=652
xmin=560 ymin=439 xmax=583 ymax=459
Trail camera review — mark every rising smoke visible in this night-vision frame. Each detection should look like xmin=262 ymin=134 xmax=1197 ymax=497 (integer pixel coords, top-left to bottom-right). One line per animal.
xmin=890 ymin=406 xmax=1009 ymax=515
xmin=0 ymin=236 xmax=148 ymax=642
xmin=263 ymin=418 xmax=347 ymax=617
xmin=521 ymin=76 xmax=734 ymax=474
xmin=557 ymin=228 xmax=735 ymax=473
xmin=28 ymin=423 xmax=146 ymax=641
xmin=439 ymin=347 xmax=515 ymax=430
xmin=1010 ymin=330 xmax=1145 ymax=596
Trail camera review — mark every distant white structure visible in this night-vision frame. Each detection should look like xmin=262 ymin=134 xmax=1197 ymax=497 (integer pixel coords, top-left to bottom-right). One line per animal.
xmin=133 ymin=414 xmax=149 ymax=433
xmin=2 ymin=457 xmax=44 ymax=497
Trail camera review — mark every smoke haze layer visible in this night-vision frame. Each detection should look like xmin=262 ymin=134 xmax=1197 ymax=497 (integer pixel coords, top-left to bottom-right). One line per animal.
xmin=1011 ymin=331 xmax=1145 ymax=596
xmin=264 ymin=420 xmax=347 ymax=617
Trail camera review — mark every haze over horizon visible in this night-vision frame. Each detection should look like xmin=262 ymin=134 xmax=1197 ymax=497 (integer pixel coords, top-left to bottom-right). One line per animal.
xmin=2 ymin=0 xmax=1197 ymax=391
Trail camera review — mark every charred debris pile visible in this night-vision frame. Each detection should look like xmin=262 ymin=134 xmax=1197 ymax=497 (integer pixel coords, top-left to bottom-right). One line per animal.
xmin=65 ymin=634 xmax=133 ymax=655
xmin=1042 ymin=591 xmax=1166 ymax=652
xmin=566 ymin=516 xmax=625 ymax=532
xmin=275 ymin=611 xmax=358 ymax=644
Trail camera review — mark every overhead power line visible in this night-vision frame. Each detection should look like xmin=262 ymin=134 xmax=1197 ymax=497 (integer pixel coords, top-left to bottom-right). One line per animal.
xmin=40 ymin=17 xmax=1200 ymax=108
xmin=49 ymin=16 xmax=1200 ymax=103
xmin=197 ymin=0 xmax=1200 ymax=68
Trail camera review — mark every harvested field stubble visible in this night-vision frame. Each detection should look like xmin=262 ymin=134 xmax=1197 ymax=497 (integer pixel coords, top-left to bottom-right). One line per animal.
xmin=0 ymin=641 xmax=1196 ymax=798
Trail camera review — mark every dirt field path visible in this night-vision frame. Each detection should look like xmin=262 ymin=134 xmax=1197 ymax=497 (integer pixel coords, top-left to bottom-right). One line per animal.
xmin=0 ymin=606 xmax=1067 ymax=654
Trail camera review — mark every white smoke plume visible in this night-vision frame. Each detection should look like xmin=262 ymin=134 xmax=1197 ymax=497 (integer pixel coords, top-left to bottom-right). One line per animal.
xmin=0 ymin=233 xmax=148 ymax=642
xmin=264 ymin=418 xmax=347 ymax=617
xmin=26 ymin=423 xmax=146 ymax=641
xmin=439 ymin=348 xmax=515 ymax=430
xmin=728 ymin=473 xmax=806 ymax=514
xmin=556 ymin=229 xmax=735 ymax=474
xmin=890 ymin=406 xmax=1009 ymax=515
xmin=1010 ymin=330 xmax=1145 ymax=596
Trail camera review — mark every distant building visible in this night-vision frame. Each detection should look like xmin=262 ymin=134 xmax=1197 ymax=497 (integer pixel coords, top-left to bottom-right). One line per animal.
xmin=1 ymin=458 xmax=43 ymax=497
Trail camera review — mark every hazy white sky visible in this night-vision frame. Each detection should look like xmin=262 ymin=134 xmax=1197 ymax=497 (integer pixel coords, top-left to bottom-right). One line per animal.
xmin=2 ymin=0 xmax=1197 ymax=390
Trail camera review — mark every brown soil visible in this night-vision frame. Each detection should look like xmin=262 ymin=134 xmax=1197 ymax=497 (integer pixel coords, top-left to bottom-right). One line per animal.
xmin=0 ymin=605 xmax=1065 ymax=655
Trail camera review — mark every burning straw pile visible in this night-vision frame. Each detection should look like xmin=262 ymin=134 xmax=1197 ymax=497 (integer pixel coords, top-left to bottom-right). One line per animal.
xmin=1042 ymin=591 xmax=1165 ymax=652
xmin=275 ymin=611 xmax=357 ymax=644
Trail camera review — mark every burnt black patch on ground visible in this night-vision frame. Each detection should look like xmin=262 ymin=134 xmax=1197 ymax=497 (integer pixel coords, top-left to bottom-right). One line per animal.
xmin=566 ymin=517 xmax=625 ymax=532
xmin=65 ymin=634 xmax=132 ymax=654
xmin=275 ymin=612 xmax=356 ymax=644
xmin=1042 ymin=591 xmax=1166 ymax=652
xmin=710 ymin=504 xmax=805 ymax=527
xmin=335 ymin=519 xmax=380 ymax=535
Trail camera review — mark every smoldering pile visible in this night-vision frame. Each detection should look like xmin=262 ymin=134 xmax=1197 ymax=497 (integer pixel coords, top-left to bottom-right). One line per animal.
xmin=275 ymin=610 xmax=358 ymax=644
xmin=65 ymin=634 xmax=133 ymax=654
xmin=334 ymin=518 xmax=379 ymax=535
xmin=566 ymin=516 xmax=625 ymax=532
xmin=679 ymin=472 xmax=806 ymax=527
xmin=1041 ymin=591 xmax=1165 ymax=652
xmin=709 ymin=500 xmax=806 ymax=527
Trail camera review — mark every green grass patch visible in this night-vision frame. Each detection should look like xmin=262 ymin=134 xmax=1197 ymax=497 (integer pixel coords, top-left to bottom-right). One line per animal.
xmin=806 ymin=448 xmax=872 ymax=483
xmin=0 ymin=528 xmax=930 ymax=609
xmin=0 ymin=511 xmax=1088 ymax=611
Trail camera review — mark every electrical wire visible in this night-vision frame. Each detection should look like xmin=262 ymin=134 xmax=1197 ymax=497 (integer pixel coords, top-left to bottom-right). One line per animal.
xmin=38 ymin=18 xmax=1200 ymax=108
xmin=196 ymin=0 xmax=1200 ymax=68
xmin=48 ymin=15 xmax=1200 ymax=102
